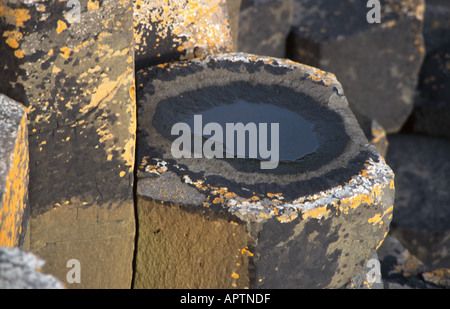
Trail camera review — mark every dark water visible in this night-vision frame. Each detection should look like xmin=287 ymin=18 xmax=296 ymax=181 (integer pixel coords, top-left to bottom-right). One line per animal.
xmin=185 ymin=99 xmax=319 ymax=162
xmin=152 ymin=82 xmax=349 ymax=174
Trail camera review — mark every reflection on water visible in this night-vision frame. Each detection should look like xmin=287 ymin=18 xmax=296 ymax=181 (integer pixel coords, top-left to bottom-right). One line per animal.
xmin=186 ymin=99 xmax=319 ymax=162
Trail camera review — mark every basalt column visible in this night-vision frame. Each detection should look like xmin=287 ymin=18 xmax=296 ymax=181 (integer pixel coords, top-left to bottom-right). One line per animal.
xmin=134 ymin=53 xmax=395 ymax=289
xmin=133 ymin=0 xmax=233 ymax=71
xmin=0 ymin=94 xmax=29 ymax=248
xmin=287 ymin=0 xmax=426 ymax=133
xmin=0 ymin=0 xmax=136 ymax=288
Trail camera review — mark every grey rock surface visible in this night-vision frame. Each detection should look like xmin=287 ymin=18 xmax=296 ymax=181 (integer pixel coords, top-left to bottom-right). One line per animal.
xmin=0 ymin=246 xmax=63 ymax=289
xmin=385 ymin=134 xmax=450 ymax=233
xmin=237 ymin=0 xmax=293 ymax=58
xmin=287 ymin=0 xmax=426 ymax=133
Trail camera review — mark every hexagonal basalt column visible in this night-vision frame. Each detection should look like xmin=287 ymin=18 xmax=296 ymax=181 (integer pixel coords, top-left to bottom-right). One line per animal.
xmin=0 ymin=0 xmax=136 ymax=288
xmin=237 ymin=0 xmax=293 ymax=58
xmin=0 ymin=94 xmax=28 ymax=248
xmin=287 ymin=0 xmax=426 ymax=133
xmin=133 ymin=0 xmax=233 ymax=71
xmin=134 ymin=53 xmax=395 ymax=289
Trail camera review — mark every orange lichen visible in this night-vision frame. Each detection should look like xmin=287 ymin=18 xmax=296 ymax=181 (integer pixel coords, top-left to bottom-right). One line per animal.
xmin=0 ymin=112 xmax=28 ymax=247
xmin=56 ymin=20 xmax=67 ymax=34
xmin=134 ymin=0 xmax=232 ymax=60
xmin=14 ymin=49 xmax=24 ymax=59
xmin=302 ymin=205 xmax=330 ymax=220
xmin=240 ymin=248 xmax=254 ymax=257
xmin=59 ymin=46 xmax=71 ymax=59
xmin=0 ymin=5 xmax=31 ymax=27
xmin=212 ymin=197 xmax=224 ymax=204
xmin=3 ymin=30 xmax=22 ymax=49
xmin=87 ymin=0 xmax=100 ymax=11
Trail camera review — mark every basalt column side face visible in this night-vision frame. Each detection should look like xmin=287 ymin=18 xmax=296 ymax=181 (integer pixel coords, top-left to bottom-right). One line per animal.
xmin=133 ymin=0 xmax=233 ymax=71
xmin=288 ymin=0 xmax=426 ymax=133
xmin=135 ymin=53 xmax=395 ymax=289
xmin=0 ymin=95 xmax=29 ymax=248
xmin=0 ymin=0 xmax=136 ymax=288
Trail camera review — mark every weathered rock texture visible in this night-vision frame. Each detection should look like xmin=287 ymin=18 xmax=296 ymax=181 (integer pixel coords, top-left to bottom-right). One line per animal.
xmin=0 ymin=0 xmax=136 ymax=288
xmin=378 ymin=234 xmax=450 ymax=289
xmin=237 ymin=0 xmax=293 ymax=58
xmin=385 ymin=133 xmax=450 ymax=287
xmin=352 ymin=107 xmax=389 ymax=158
xmin=411 ymin=43 xmax=450 ymax=139
xmin=345 ymin=253 xmax=383 ymax=289
xmin=378 ymin=235 xmax=431 ymax=289
xmin=287 ymin=0 xmax=426 ymax=133
xmin=0 ymin=246 xmax=63 ymax=289
xmin=386 ymin=134 xmax=450 ymax=234
xmin=134 ymin=0 xmax=234 ymax=71
xmin=134 ymin=53 xmax=395 ymax=289
xmin=0 ymin=94 xmax=29 ymax=248
xmin=421 ymin=0 xmax=450 ymax=54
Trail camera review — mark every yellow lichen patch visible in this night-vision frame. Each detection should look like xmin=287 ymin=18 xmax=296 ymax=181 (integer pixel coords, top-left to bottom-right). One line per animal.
xmin=134 ymin=0 xmax=232 ymax=60
xmin=277 ymin=211 xmax=299 ymax=223
xmin=14 ymin=49 xmax=24 ymax=59
xmin=0 ymin=5 xmax=31 ymax=27
xmin=52 ymin=66 xmax=61 ymax=75
xmin=381 ymin=20 xmax=397 ymax=28
xmin=3 ymin=30 xmax=23 ymax=49
xmin=368 ymin=214 xmax=383 ymax=225
xmin=293 ymin=63 xmax=337 ymax=86
xmin=258 ymin=212 xmax=272 ymax=220
xmin=212 ymin=197 xmax=223 ymax=204
xmin=80 ymin=70 xmax=127 ymax=114
xmin=87 ymin=0 xmax=100 ymax=11
xmin=390 ymin=180 xmax=395 ymax=189
xmin=56 ymin=20 xmax=67 ymax=34
xmin=369 ymin=205 xmax=394 ymax=226
xmin=59 ymin=46 xmax=72 ymax=59
xmin=224 ymin=192 xmax=237 ymax=199
xmin=0 ymin=113 xmax=28 ymax=247
xmin=122 ymin=137 xmax=136 ymax=170
xmin=267 ymin=192 xmax=283 ymax=199
xmin=338 ymin=183 xmax=385 ymax=215
xmin=96 ymin=124 xmax=114 ymax=143
xmin=241 ymin=248 xmax=254 ymax=257
xmin=376 ymin=231 xmax=389 ymax=250
xmin=301 ymin=205 xmax=330 ymax=220
xmin=231 ymin=272 xmax=239 ymax=279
